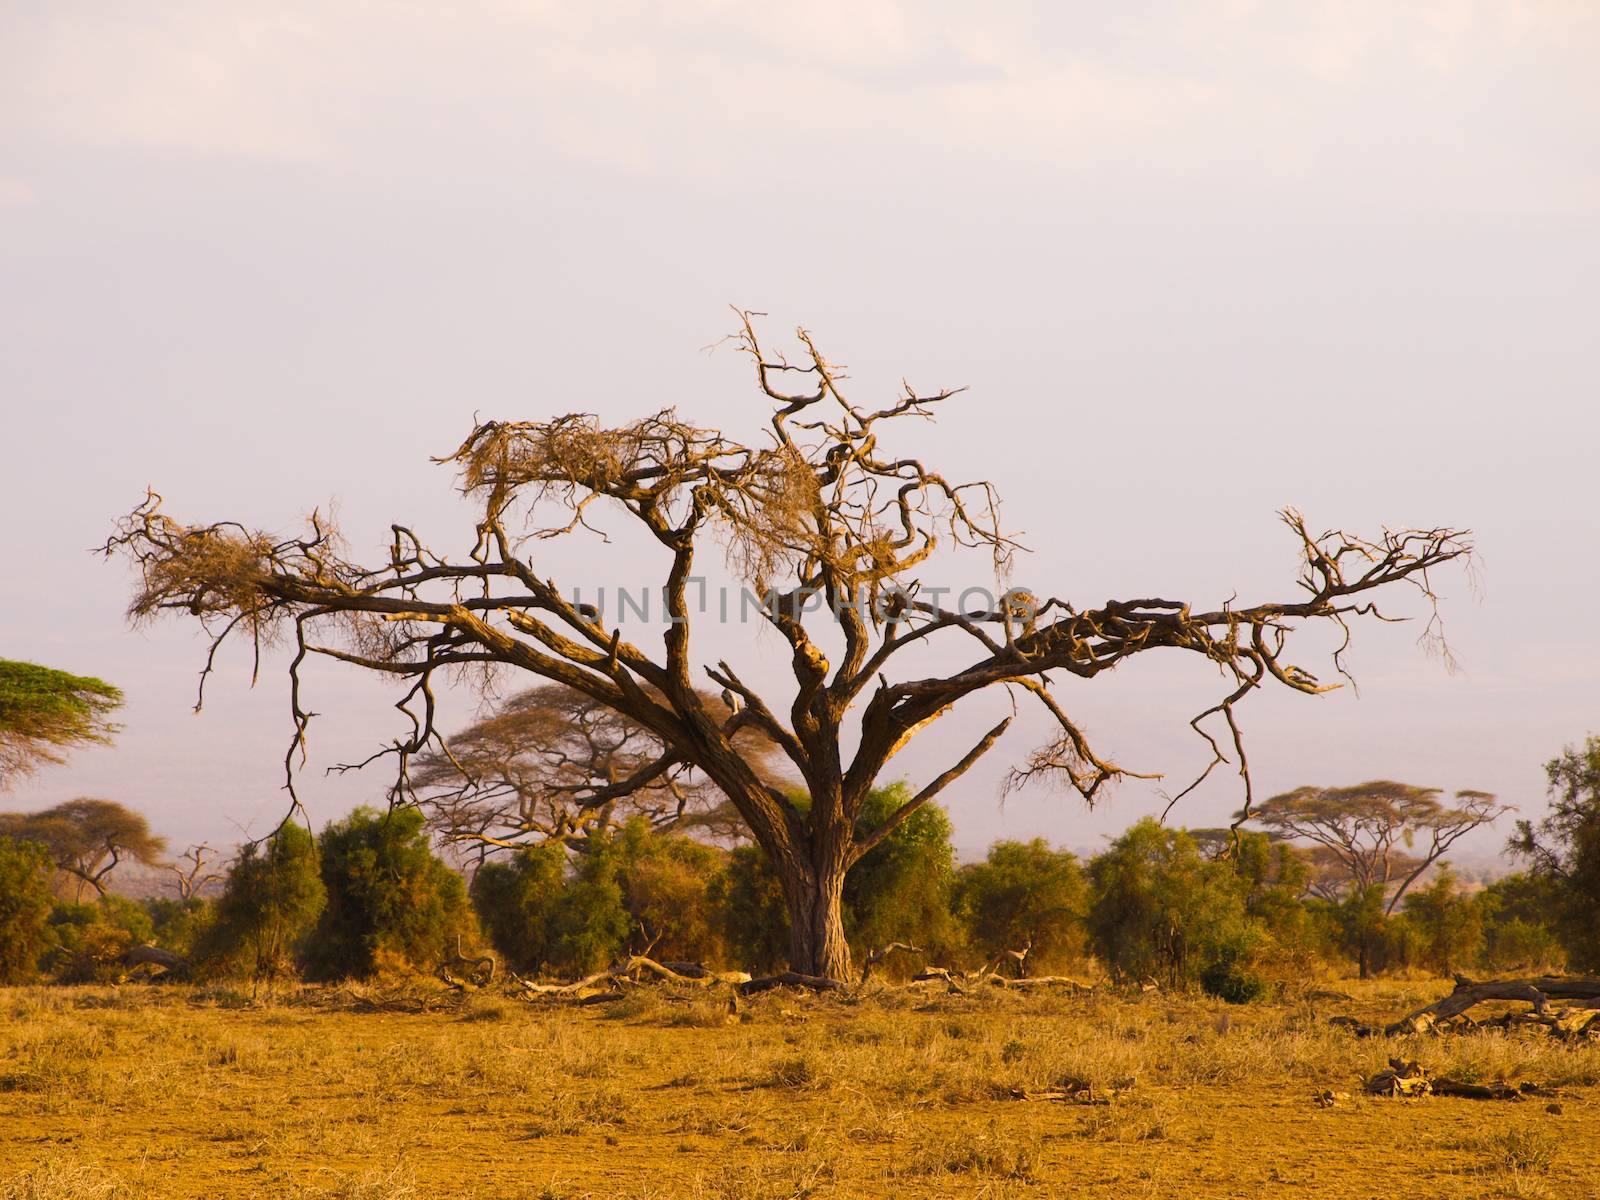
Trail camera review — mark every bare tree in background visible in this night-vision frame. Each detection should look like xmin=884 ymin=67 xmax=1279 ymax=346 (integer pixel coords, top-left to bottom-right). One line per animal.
xmin=105 ymin=313 xmax=1471 ymax=980
xmin=410 ymin=683 xmax=785 ymax=863
xmin=168 ymin=843 xmax=227 ymax=901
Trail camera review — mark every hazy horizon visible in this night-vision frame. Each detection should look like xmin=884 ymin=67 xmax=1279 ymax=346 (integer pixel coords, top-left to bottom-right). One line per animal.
xmin=2 ymin=3 xmax=1596 ymax=861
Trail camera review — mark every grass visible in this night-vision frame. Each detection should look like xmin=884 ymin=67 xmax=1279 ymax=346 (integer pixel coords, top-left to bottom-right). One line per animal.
xmin=0 ymin=979 xmax=1595 ymax=1197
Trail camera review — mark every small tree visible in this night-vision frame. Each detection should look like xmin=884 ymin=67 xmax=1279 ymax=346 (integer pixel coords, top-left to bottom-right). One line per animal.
xmin=1336 ymin=884 xmax=1391 ymax=979
xmin=0 ymin=659 xmax=122 ymax=787
xmin=614 ymin=818 xmax=729 ymax=964
xmin=1400 ymin=867 xmax=1483 ymax=975
xmin=306 ymin=806 xmax=475 ymax=979
xmin=1231 ymin=831 xmax=1317 ymax=957
xmin=844 ymin=784 xmax=961 ymax=964
xmin=167 ymin=843 xmax=226 ymax=901
xmin=1510 ymin=735 xmax=1600 ymax=970
xmin=0 ymin=798 xmax=168 ymax=900
xmin=711 ymin=844 xmax=791 ymax=974
xmin=196 ymin=823 xmax=325 ymax=981
xmin=470 ymin=843 xmax=566 ymax=974
xmin=0 ymin=836 xmax=55 ymax=983
xmin=956 ymin=839 xmax=1087 ymax=974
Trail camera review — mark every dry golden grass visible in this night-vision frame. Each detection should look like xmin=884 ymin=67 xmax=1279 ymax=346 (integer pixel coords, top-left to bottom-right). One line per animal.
xmin=1 ymin=979 xmax=1596 ymax=1198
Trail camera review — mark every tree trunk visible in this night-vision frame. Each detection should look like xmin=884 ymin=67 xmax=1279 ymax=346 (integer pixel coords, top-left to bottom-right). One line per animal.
xmin=779 ymin=857 xmax=852 ymax=982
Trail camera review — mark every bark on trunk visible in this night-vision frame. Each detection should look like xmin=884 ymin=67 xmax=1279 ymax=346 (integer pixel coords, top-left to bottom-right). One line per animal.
xmin=780 ymin=858 xmax=852 ymax=982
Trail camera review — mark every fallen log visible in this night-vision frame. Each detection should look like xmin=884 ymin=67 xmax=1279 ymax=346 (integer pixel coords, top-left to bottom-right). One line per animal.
xmin=614 ymin=956 xmax=750 ymax=987
xmin=984 ymin=974 xmax=1093 ymax=992
xmin=122 ymin=945 xmax=186 ymax=977
xmin=859 ymin=943 xmax=925 ymax=985
xmin=737 ymin=971 xmax=845 ymax=996
xmin=1364 ymin=1057 xmax=1561 ymax=1101
xmin=1386 ymin=976 xmax=1600 ymax=1036
xmin=512 ymin=970 xmax=621 ymax=999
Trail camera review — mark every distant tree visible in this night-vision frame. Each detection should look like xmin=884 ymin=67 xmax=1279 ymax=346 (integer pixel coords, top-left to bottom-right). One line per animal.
xmin=0 ymin=798 xmax=167 ymax=900
xmin=1510 ymin=736 xmax=1600 ymax=969
xmin=412 ymin=684 xmax=785 ymax=862
xmin=1247 ymin=782 xmax=1507 ymax=915
xmin=107 ymin=314 xmax=1471 ymax=980
xmin=306 ymin=806 xmax=475 ymax=979
xmin=0 ymin=659 xmax=122 ymax=787
xmin=0 ymin=836 xmax=55 ymax=983
xmin=195 ymin=823 xmax=325 ymax=981
xmin=1400 ymin=866 xmax=1483 ymax=975
xmin=956 ymin=839 xmax=1087 ymax=974
xmin=1335 ymin=885 xmax=1391 ymax=979
xmin=1087 ymin=819 xmax=1262 ymax=999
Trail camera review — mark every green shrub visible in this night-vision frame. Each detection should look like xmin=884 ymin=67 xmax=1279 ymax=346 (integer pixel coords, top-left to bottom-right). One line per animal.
xmin=194 ymin=822 xmax=325 ymax=980
xmin=305 ymin=806 xmax=473 ymax=979
xmin=45 ymin=894 xmax=156 ymax=983
xmin=1087 ymin=818 xmax=1263 ymax=993
xmin=847 ymin=785 xmax=962 ymax=966
xmin=0 ymin=836 xmax=54 ymax=983
xmin=470 ymin=842 xmax=566 ymax=974
xmin=1199 ymin=952 xmax=1267 ymax=1004
xmin=615 ymin=820 xmax=728 ymax=965
xmin=142 ymin=896 xmax=214 ymax=959
xmin=709 ymin=843 xmax=790 ymax=974
xmin=956 ymin=838 xmax=1086 ymax=974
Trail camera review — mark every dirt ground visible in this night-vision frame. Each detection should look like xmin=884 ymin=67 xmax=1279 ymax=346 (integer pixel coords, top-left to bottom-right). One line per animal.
xmin=1 ymin=979 xmax=1595 ymax=1199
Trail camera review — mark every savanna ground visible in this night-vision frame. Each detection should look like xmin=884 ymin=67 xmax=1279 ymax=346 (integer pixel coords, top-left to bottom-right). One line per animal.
xmin=1 ymin=979 xmax=1595 ymax=1200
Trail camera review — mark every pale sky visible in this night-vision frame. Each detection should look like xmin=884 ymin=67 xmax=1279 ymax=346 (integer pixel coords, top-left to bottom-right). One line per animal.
xmin=1 ymin=2 xmax=1596 ymax=861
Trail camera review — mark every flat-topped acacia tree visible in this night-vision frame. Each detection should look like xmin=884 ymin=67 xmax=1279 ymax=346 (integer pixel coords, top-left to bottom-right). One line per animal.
xmin=106 ymin=314 xmax=1470 ymax=981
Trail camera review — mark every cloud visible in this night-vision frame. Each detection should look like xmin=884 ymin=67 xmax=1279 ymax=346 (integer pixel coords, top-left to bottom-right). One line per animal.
xmin=1 ymin=1 xmax=1595 ymax=207
xmin=0 ymin=178 xmax=35 ymax=206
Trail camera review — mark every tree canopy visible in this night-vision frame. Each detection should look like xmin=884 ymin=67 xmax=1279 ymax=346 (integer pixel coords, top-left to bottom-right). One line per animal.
xmin=0 ymin=659 xmax=122 ymax=786
xmin=411 ymin=682 xmax=786 ymax=860
xmin=1511 ymin=735 xmax=1600 ymax=968
xmin=0 ymin=798 xmax=167 ymax=900
xmin=1247 ymin=781 xmax=1506 ymax=913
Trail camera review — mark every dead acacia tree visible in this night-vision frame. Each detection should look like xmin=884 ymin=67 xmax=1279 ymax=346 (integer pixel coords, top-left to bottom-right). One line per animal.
xmin=409 ymin=682 xmax=783 ymax=864
xmin=105 ymin=313 xmax=1470 ymax=981
xmin=167 ymin=843 xmax=226 ymax=901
